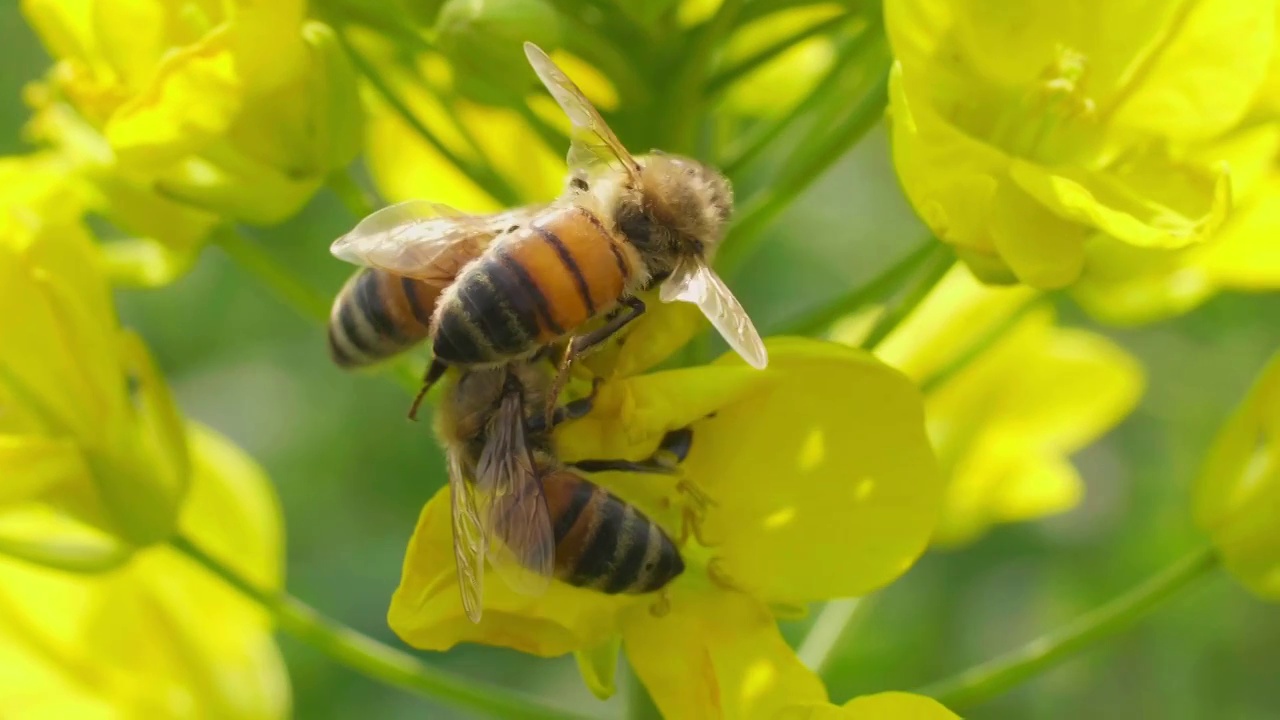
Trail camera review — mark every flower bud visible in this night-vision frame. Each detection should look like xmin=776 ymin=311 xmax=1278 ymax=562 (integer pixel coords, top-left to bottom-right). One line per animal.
xmin=434 ymin=0 xmax=562 ymax=104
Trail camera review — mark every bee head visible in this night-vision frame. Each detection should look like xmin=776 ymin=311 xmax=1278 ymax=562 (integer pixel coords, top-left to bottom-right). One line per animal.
xmin=617 ymin=153 xmax=734 ymax=277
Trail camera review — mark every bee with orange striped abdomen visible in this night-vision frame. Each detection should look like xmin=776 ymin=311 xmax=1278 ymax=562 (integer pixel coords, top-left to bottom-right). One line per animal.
xmin=330 ymin=43 xmax=766 ymax=419
xmin=434 ymin=360 xmax=688 ymax=623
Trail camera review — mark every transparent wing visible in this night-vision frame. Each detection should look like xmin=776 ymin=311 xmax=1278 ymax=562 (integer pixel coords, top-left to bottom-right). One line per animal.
xmin=660 ymin=258 xmax=768 ymax=369
xmin=523 ymin=42 xmax=640 ymax=180
xmin=448 ymin=451 xmax=487 ymax=624
xmin=330 ymin=200 xmax=541 ymax=282
xmin=474 ymin=388 xmax=555 ymax=596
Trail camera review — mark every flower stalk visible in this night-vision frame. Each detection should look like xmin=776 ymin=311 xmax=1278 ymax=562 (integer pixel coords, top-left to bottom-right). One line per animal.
xmin=331 ymin=24 xmax=523 ymax=208
xmin=858 ymin=242 xmax=953 ymax=351
xmin=775 ymin=239 xmax=938 ymax=337
xmin=170 ymin=534 xmax=593 ymax=720
xmin=918 ymin=545 xmax=1219 ymax=709
xmin=717 ymin=39 xmax=892 ymax=279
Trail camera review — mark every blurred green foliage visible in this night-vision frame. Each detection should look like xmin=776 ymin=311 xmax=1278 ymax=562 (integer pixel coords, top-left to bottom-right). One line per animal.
xmin=3 ymin=2 xmax=1278 ymax=717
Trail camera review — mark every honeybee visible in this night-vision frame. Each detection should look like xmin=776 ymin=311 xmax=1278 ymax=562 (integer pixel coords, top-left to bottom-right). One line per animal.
xmin=330 ymin=42 xmax=767 ymax=414
xmin=436 ymin=360 xmax=688 ymax=622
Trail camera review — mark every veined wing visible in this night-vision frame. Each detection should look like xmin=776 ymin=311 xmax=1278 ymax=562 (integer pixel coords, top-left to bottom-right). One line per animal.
xmin=448 ymin=450 xmax=487 ymax=623
xmin=661 ymin=258 xmax=768 ymax=370
xmin=473 ymin=383 xmax=555 ymax=596
xmin=523 ymin=42 xmax=640 ymax=181
xmin=330 ymin=200 xmax=545 ymax=282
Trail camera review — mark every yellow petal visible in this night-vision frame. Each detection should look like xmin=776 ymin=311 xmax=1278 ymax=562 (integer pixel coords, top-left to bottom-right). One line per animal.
xmin=388 ymin=490 xmax=633 ymax=654
xmin=689 ymin=339 xmax=941 ymax=604
xmin=1009 ymin=157 xmax=1229 ymax=251
xmin=921 ymin=309 xmax=1142 ymax=546
xmin=1193 ymin=353 xmax=1280 ymax=600
xmin=987 ymin=177 xmax=1086 ymax=289
xmin=1105 ymin=0 xmax=1275 ymax=141
xmin=1199 ymin=175 xmax=1280 ymax=289
xmin=106 ymin=33 xmax=243 ymax=168
xmin=780 ymin=691 xmax=961 ymax=719
xmin=575 ymin=637 xmax=622 ymax=700
xmin=579 ymin=299 xmax=708 ymax=379
xmin=622 ymin=589 xmax=827 ymax=720
xmin=0 ymin=435 xmax=85 ymax=506
xmin=555 ymin=363 xmax=768 ymax=468
xmin=871 ymin=263 xmax=1038 ymax=384
xmin=0 ymin=424 xmax=287 ymax=718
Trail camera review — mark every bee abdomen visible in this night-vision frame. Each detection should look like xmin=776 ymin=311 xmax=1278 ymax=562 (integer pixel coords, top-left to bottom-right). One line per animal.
xmin=544 ymin=471 xmax=683 ymax=595
xmin=328 ymin=269 xmax=435 ymax=368
xmin=432 ymin=256 xmax=543 ymax=364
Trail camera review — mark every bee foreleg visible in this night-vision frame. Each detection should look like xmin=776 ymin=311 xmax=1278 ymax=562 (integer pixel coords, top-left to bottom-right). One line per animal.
xmin=544 ymin=296 xmax=647 ymax=424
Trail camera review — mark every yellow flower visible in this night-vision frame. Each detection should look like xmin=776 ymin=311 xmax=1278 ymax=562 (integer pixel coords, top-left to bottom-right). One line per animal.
xmin=24 ymin=102 xmax=220 ymax=287
xmin=0 ymin=423 xmax=288 ymax=718
xmin=1072 ymin=125 xmax=1280 ymax=324
xmin=388 ymin=337 xmax=943 ymax=717
xmin=1193 ymin=352 xmax=1280 ymax=600
xmin=780 ymin=691 xmax=960 ymax=719
xmin=837 ymin=265 xmax=1144 ymax=546
xmin=22 ymin=0 xmax=362 ymax=229
xmin=886 ymin=0 xmax=1274 ymax=288
xmin=0 ymin=155 xmax=188 ymax=548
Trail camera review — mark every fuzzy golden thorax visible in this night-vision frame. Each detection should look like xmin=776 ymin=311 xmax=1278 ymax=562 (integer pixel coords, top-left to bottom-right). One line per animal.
xmin=611 ymin=153 xmax=734 ymax=283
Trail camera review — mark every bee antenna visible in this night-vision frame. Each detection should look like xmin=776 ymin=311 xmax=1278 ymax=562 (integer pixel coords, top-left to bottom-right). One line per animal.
xmin=408 ymin=359 xmax=448 ymax=421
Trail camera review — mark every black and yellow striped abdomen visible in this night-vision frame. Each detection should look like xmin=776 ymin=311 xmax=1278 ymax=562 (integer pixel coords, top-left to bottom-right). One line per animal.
xmin=542 ymin=470 xmax=683 ymax=594
xmin=328 ymin=269 xmax=440 ymax=368
xmin=431 ymin=206 xmax=635 ymax=365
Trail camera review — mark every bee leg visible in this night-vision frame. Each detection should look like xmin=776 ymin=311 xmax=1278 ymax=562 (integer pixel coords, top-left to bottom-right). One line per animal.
xmin=544 ymin=297 xmax=647 ymax=424
xmin=567 ymin=426 xmax=695 ymax=474
xmin=407 ymin=358 xmax=447 ymax=421
xmin=526 ymin=377 xmax=602 ymax=436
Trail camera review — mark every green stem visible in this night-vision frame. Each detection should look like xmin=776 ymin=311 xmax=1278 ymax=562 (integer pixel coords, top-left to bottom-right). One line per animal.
xmin=331 ymin=25 xmax=522 ymax=208
xmin=717 ymin=40 xmax=891 ymax=280
xmin=170 ymin=534 xmax=592 ymax=720
xmin=327 ymin=169 xmax=379 ymax=219
xmin=666 ymin=0 xmax=745 ymax=153
xmin=858 ymin=242 xmax=952 ymax=352
xmin=704 ymin=12 xmax=850 ymax=98
xmin=796 ymin=597 xmax=866 ymax=675
xmin=721 ymin=27 xmax=871 ymax=176
xmin=213 ymin=226 xmax=331 ymax=324
xmin=774 ymin=240 xmax=937 ymax=337
xmin=918 ymin=545 xmax=1220 ymax=710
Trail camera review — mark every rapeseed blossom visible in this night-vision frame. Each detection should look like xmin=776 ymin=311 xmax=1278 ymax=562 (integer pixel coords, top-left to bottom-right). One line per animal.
xmin=21 ymin=0 xmax=362 ymax=282
xmin=0 ymin=425 xmax=289 ymax=718
xmin=1194 ymin=352 xmax=1280 ymax=600
xmin=886 ymin=0 xmax=1273 ymax=288
xmin=836 ymin=266 xmax=1143 ymax=545
xmin=1073 ymin=125 xmax=1280 ymax=324
xmin=388 ymin=334 xmax=944 ymax=718
xmin=0 ymin=155 xmax=188 ymax=547
xmin=0 ymin=155 xmax=287 ymax=716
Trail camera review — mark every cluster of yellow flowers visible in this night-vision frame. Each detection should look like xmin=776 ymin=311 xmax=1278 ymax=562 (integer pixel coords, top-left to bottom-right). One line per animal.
xmin=1 ymin=0 xmax=1277 ymax=718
